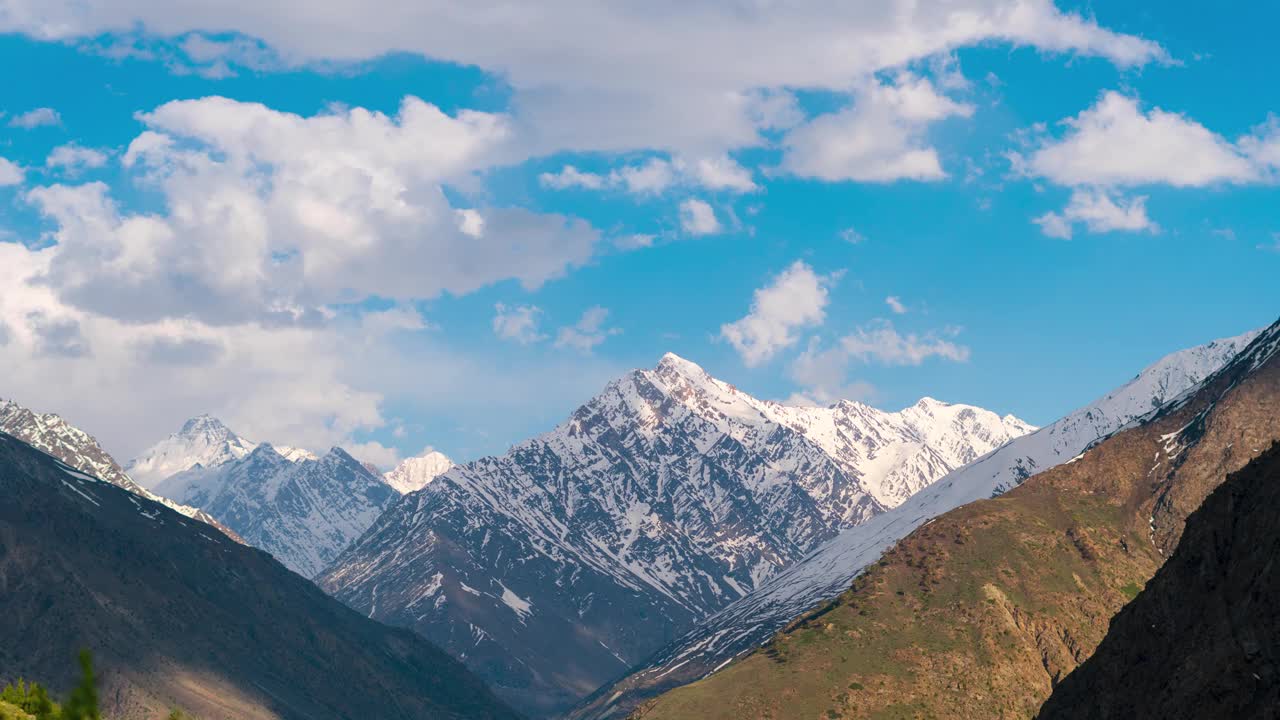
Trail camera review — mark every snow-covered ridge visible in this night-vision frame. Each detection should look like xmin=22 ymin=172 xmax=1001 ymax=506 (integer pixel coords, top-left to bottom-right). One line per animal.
xmin=384 ymin=450 xmax=454 ymax=494
xmin=157 ymin=442 xmax=398 ymax=578
xmin=583 ymin=327 xmax=1260 ymax=717
xmin=318 ymin=352 xmax=1032 ymax=714
xmin=0 ymin=399 xmax=236 ymax=537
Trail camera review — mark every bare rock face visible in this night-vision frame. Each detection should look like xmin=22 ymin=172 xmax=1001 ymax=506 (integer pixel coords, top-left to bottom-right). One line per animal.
xmin=0 ymin=430 xmax=518 ymax=720
xmin=317 ymin=352 xmax=1031 ymax=717
xmin=1038 ymin=443 xmax=1280 ymax=720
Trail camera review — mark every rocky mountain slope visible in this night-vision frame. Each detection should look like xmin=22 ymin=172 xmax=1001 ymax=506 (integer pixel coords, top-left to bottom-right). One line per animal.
xmin=0 ymin=399 xmax=238 ymax=540
xmin=574 ymin=328 xmax=1257 ymax=718
xmin=317 ymin=353 xmax=1030 ymax=717
xmin=1038 ymin=443 xmax=1280 ymax=720
xmin=627 ymin=319 xmax=1280 ymax=719
xmin=0 ymin=430 xmax=518 ymax=720
xmin=156 ymin=443 xmax=398 ymax=578
xmin=383 ymin=449 xmax=454 ymax=494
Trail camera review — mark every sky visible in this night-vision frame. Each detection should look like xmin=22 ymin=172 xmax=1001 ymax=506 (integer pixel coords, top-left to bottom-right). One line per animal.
xmin=1 ymin=1 xmax=1278 ymax=467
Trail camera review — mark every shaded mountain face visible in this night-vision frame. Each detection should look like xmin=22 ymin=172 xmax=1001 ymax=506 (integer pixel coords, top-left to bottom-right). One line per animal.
xmin=0 ymin=398 xmax=238 ymax=540
xmin=627 ymin=320 xmax=1280 ymax=720
xmin=0 ymin=431 xmax=518 ymax=720
xmin=383 ymin=450 xmax=454 ymax=494
xmin=317 ymin=353 xmax=1030 ymax=717
xmin=1038 ymin=444 xmax=1280 ymax=720
xmin=156 ymin=443 xmax=398 ymax=578
xmin=574 ymin=328 xmax=1257 ymax=719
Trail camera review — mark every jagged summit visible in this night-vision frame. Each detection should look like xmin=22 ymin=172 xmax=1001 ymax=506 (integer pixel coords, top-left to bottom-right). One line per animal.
xmin=384 ymin=449 xmax=454 ymax=495
xmin=178 ymin=413 xmax=234 ymax=436
xmin=318 ymin=352 xmax=1034 ymax=715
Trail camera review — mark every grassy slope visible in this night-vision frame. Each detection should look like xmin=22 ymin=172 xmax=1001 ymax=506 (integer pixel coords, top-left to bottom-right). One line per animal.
xmin=636 ymin=329 xmax=1280 ymax=720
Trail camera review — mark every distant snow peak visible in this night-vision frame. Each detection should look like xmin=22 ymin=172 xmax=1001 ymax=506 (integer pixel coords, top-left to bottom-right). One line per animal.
xmin=384 ymin=449 xmax=454 ymax=495
xmin=126 ymin=414 xmax=255 ymax=489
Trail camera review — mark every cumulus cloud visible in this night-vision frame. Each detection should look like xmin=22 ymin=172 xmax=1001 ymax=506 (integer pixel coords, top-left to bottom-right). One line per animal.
xmin=8 ymin=107 xmax=61 ymax=128
xmin=885 ymin=296 xmax=908 ymax=314
xmin=721 ymin=261 xmax=837 ymax=367
xmin=492 ymin=303 xmax=547 ymax=345
xmin=0 ymin=1 xmax=1163 ymax=157
xmin=781 ymin=74 xmax=973 ymax=182
xmin=678 ymin=199 xmax=721 ymax=235
xmin=554 ymin=306 xmax=621 ymax=354
xmin=788 ymin=320 xmax=969 ymax=402
xmin=1013 ymin=92 xmax=1257 ymax=188
xmin=46 ymin=143 xmax=110 ymax=172
xmin=1033 ymin=188 xmax=1157 ymax=239
xmin=0 ymin=158 xmax=24 ymax=186
xmin=25 ymin=96 xmax=596 ymax=326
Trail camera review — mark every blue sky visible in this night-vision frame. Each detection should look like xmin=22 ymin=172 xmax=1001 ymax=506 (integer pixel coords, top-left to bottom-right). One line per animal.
xmin=1 ymin=1 xmax=1277 ymax=466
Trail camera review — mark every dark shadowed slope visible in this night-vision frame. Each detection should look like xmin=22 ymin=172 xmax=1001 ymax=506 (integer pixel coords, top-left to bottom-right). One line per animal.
xmin=0 ymin=431 xmax=519 ymax=720
xmin=632 ymin=321 xmax=1280 ymax=719
xmin=1038 ymin=444 xmax=1280 ymax=720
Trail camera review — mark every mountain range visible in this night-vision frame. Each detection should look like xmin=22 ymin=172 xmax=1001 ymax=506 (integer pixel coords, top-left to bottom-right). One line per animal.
xmin=317 ymin=352 xmax=1033 ymax=716
xmin=572 ymin=328 xmax=1258 ymax=718
xmin=0 ymin=399 xmax=239 ymax=541
xmin=623 ymin=320 xmax=1280 ymax=718
xmin=0 ymin=428 xmax=518 ymax=720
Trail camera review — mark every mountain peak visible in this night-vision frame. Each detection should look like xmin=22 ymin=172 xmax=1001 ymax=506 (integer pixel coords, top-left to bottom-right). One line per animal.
xmin=655 ymin=352 xmax=707 ymax=377
xmin=384 ymin=449 xmax=454 ymax=495
xmin=178 ymin=414 xmax=234 ymax=438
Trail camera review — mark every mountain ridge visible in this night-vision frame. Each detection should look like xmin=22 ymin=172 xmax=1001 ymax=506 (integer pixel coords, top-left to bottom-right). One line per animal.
xmin=318 ymin=352 xmax=1031 ymax=716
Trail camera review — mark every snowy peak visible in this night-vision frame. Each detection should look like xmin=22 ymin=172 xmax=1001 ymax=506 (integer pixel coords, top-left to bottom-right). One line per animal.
xmin=384 ymin=449 xmax=454 ymax=495
xmin=127 ymin=414 xmax=256 ymax=489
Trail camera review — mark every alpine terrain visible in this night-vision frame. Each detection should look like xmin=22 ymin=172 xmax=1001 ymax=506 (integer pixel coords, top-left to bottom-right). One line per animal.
xmin=574 ymin=328 xmax=1258 ymax=718
xmin=0 ymin=398 xmax=238 ymax=540
xmin=0 ymin=429 xmax=519 ymax=720
xmin=627 ymin=319 xmax=1280 ymax=719
xmin=155 ymin=441 xmax=399 ymax=578
xmin=383 ymin=449 xmax=454 ymax=494
xmin=317 ymin=352 xmax=1031 ymax=716
xmin=1038 ymin=443 xmax=1280 ymax=720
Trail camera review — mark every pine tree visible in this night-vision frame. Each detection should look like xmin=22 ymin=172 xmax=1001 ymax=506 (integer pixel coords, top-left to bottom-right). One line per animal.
xmin=60 ymin=651 xmax=99 ymax=720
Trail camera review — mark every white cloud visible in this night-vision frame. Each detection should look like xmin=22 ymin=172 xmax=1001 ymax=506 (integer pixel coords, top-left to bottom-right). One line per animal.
xmin=885 ymin=296 xmax=908 ymax=314
xmin=1033 ymin=188 xmax=1156 ymax=239
xmin=0 ymin=1 xmax=1163 ymax=157
xmin=788 ymin=320 xmax=969 ymax=403
xmin=8 ymin=107 xmax=61 ymax=128
xmin=839 ymin=227 xmax=866 ymax=244
xmin=345 ymin=439 xmax=401 ymax=469
xmin=840 ymin=320 xmax=970 ymax=365
xmin=780 ymin=74 xmax=973 ymax=182
xmin=0 ymin=158 xmax=24 ymax=186
xmin=541 ymin=154 xmax=756 ymax=195
xmin=678 ymin=199 xmax=721 ymax=236
xmin=554 ymin=306 xmax=620 ymax=354
xmin=492 ymin=303 xmax=546 ymax=345
xmin=720 ymin=260 xmax=836 ymax=367
xmin=614 ymin=233 xmax=656 ymax=251
xmin=538 ymin=165 xmax=606 ymax=190
xmin=1014 ymin=92 xmax=1257 ymax=188
xmin=27 ymin=96 xmax=596 ymax=326
xmin=46 ymin=144 xmax=110 ymax=172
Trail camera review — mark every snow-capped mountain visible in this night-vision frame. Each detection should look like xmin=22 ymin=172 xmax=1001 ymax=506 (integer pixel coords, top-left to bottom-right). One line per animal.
xmin=317 ymin=353 xmax=1031 ymax=717
xmin=125 ymin=415 xmax=256 ymax=489
xmin=383 ymin=449 xmax=454 ymax=494
xmin=156 ymin=443 xmax=398 ymax=578
xmin=0 ymin=398 xmax=239 ymax=540
xmin=572 ymin=327 xmax=1261 ymax=719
